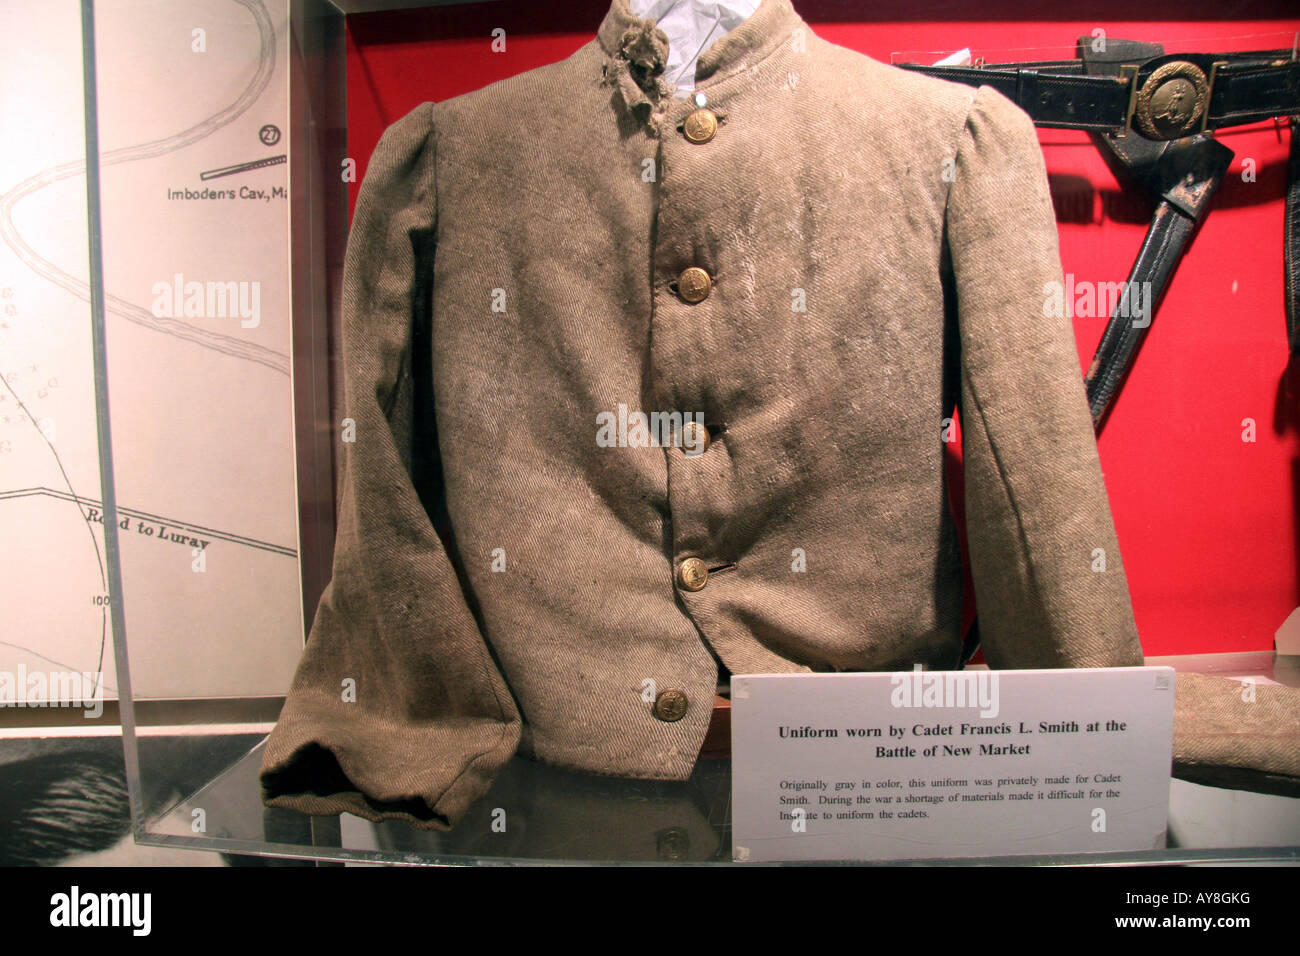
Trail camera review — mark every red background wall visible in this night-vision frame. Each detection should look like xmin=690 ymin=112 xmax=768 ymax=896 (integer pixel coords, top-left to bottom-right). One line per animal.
xmin=344 ymin=0 xmax=1300 ymax=657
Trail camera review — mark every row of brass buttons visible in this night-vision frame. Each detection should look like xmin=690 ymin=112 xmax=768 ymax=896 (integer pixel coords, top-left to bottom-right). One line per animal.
xmin=653 ymin=103 xmax=722 ymax=725
xmin=678 ymin=104 xmax=719 ymax=305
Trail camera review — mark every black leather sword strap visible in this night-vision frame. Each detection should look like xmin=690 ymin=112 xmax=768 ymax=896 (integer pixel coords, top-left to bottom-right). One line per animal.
xmin=1287 ymin=116 xmax=1300 ymax=355
xmin=1083 ymin=207 xmax=1196 ymax=428
xmin=900 ymin=48 xmax=1300 ymax=141
xmin=1084 ymin=134 xmax=1234 ymax=430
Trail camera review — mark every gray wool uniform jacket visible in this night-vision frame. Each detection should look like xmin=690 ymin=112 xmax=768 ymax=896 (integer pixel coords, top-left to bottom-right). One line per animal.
xmin=260 ymin=0 xmax=1300 ymax=829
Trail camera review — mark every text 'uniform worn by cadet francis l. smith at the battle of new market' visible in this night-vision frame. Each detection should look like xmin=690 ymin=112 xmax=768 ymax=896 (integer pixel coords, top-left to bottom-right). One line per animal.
xmin=260 ymin=0 xmax=1300 ymax=829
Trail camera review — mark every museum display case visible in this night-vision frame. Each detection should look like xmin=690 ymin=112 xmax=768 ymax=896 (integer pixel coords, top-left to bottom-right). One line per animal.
xmin=62 ymin=0 xmax=1300 ymax=863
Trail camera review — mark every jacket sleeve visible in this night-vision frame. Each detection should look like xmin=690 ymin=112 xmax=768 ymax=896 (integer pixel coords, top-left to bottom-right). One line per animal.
xmin=946 ymin=87 xmax=1300 ymax=794
xmin=945 ymin=85 xmax=1144 ymax=669
xmin=260 ymin=102 xmax=521 ymax=830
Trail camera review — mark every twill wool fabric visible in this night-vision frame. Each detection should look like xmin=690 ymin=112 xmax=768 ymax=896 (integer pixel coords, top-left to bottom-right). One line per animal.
xmin=260 ymin=0 xmax=1300 ymax=829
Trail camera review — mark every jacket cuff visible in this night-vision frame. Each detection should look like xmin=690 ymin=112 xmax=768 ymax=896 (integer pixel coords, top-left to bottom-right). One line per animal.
xmin=1173 ymin=672 xmax=1300 ymax=798
xmin=259 ymin=690 xmax=520 ymax=831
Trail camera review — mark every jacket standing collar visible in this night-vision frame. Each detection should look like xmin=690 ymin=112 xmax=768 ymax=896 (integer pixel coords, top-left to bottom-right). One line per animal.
xmin=597 ymin=0 xmax=804 ymax=114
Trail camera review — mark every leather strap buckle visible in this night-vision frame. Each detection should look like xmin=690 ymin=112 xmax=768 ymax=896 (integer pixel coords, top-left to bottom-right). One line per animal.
xmin=1131 ymin=58 xmax=1225 ymax=141
xmin=1116 ymin=63 xmax=1140 ymax=138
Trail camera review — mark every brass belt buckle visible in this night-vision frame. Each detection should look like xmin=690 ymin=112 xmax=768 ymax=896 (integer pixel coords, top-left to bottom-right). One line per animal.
xmin=1132 ymin=59 xmax=1214 ymax=140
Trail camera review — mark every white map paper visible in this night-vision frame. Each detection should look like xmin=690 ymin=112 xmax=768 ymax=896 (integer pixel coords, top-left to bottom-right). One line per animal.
xmin=0 ymin=0 xmax=303 ymax=702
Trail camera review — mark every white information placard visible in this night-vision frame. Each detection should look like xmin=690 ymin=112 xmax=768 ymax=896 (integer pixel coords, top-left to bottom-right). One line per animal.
xmin=731 ymin=666 xmax=1175 ymax=862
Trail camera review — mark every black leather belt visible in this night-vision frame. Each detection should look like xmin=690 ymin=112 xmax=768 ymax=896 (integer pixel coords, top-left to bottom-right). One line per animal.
xmin=900 ymin=43 xmax=1300 ymax=142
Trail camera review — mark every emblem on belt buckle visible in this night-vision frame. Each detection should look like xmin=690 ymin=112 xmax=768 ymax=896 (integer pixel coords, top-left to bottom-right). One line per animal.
xmin=1134 ymin=60 xmax=1210 ymax=140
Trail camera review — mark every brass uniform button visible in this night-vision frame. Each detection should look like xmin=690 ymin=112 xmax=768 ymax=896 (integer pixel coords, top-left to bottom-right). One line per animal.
xmin=677 ymin=266 xmax=712 ymax=303
xmin=680 ymin=420 xmax=710 ymax=456
xmin=683 ymin=108 xmax=718 ymax=143
xmin=653 ymin=688 xmax=690 ymax=722
xmin=677 ymin=557 xmax=709 ymax=591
